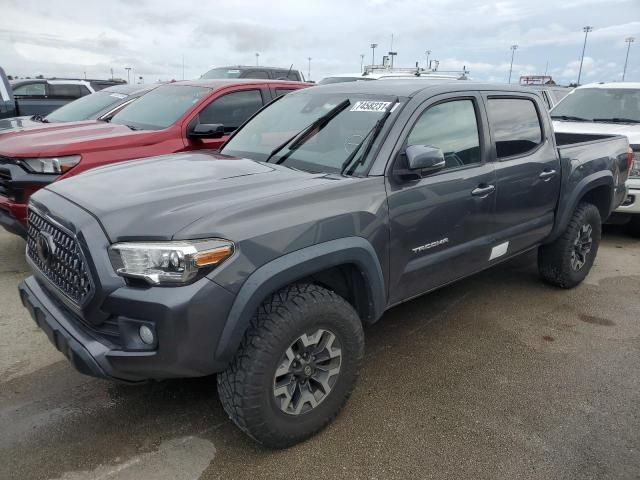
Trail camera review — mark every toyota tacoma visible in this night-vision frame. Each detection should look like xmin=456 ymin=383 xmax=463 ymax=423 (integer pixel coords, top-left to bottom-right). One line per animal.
xmin=19 ymin=81 xmax=631 ymax=448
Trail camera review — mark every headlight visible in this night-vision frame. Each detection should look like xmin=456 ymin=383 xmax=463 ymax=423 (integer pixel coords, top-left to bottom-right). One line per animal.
xmin=108 ymin=239 xmax=234 ymax=286
xmin=20 ymin=155 xmax=81 ymax=174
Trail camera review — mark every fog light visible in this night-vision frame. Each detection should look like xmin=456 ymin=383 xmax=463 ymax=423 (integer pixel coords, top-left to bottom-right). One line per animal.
xmin=139 ymin=325 xmax=155 ymax=345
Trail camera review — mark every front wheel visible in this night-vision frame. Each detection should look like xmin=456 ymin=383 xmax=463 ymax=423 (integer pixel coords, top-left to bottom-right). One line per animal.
xmin=217 ymin=283 xmax=364 ymax=448
xmin=538 ymin=202 xmax=601 ymax=288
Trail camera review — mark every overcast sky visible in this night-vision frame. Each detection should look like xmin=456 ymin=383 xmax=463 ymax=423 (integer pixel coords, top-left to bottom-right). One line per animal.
xmin=1 ymin=0 xmax=638 ymax=85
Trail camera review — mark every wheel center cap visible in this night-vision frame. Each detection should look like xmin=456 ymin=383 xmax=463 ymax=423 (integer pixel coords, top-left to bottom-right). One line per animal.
xmin=303 ymin=365 xmax=313 ymax=377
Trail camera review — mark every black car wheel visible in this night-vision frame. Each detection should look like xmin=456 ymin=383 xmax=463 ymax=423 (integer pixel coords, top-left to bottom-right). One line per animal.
xmin=217 ymin=283 xmax=364 ymax=448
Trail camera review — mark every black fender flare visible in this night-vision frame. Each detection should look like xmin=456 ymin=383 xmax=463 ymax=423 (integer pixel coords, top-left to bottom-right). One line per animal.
xmin=214 ymin=237 xmax=386 ymax=361
xmin=548 ymin=170 xmax=614 ymax=242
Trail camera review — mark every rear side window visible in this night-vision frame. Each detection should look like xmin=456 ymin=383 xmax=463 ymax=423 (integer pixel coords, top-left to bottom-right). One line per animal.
xmin=243 ymin=70 xmax=269 ymax=79
xmin=13 ymin=83 xmax=46 ymax=96
xmin=406 ymin=99 xmax=481 ymax=170
xmin=487 ymin=98 xmax=542 ymax=158
xmin=49 ymin=84 xmax=89 ymax=98
xmin=198 ymin=90 xmax=263 ymax=131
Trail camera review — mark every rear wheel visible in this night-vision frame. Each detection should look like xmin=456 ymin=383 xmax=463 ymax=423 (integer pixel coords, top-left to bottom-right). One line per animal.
xmin=217 ymin=283 xmax=364 ymax=448
xmin=538 ymin=202 xmax=601 ymax=288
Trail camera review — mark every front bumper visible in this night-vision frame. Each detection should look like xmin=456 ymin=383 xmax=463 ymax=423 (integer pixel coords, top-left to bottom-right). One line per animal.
xmin=19 ymin=274 xmax=237 ymax=382
xmin=0 ymin=202 xmax=27 ymax=237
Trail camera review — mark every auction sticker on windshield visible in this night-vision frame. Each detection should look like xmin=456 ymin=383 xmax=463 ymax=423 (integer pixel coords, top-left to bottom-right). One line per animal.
xmin=350 ymin=101 xmax=395 ymax=112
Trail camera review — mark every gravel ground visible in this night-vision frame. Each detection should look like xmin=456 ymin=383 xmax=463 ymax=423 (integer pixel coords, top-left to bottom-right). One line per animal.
xmin=0 ymin=227 xmax=638 ymax=480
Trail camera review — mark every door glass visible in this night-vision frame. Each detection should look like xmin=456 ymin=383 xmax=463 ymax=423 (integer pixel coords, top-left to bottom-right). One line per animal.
xmin=49 ymin=84 xmax=84 ymax=98
xmin=275 ymin=88 xmax=295 ymax=98
xmin=407 ymin=99 xmax=481 ymax=170
xmin=245 ymin=71 xmax=269 ymax=79
xmin=487 ymin=98 xmax=542 ymax=158
xmin=13 ymin=83 xmax=46 ymax=96
xmin=198 ymin=90 xmax=263 ymax=131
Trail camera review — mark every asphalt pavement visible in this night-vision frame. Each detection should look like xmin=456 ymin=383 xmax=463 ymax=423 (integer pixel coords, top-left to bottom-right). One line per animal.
xmin=1 ymin=227 xmax=638 ymax=480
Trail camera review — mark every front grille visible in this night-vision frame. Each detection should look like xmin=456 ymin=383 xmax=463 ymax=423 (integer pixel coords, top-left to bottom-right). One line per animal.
xmin=0 ymin=166 xmax=10 ymax=198
xmin=27 ymin=209 xmax=93 ymax=306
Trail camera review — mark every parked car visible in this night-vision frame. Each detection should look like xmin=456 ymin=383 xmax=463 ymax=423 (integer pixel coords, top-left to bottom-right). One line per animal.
xmin=0 ymin=84 xmax=154 ymax=135
xmin=3 ymin=78 xmax=125 ymax=118
xmin=0 ymin=79 xmax=310 ymax=237
xmin=18 ymin=81 xmax=630 ymax=447
xmin=551 ymin=82 xmax=640 ymax=236
xmin=201 ymin=66 xmax=305 ymax=82
xmin=0 ymin=67 xmax=13 ymax=119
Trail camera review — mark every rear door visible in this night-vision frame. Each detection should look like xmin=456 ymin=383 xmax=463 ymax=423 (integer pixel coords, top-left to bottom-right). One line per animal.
xmin=183 ymin=86 xmax=267 ymax=150
xmin=386 ymin=92 xmax=497 ymax=304
xmin=46 ymin=83 xmax=91 ymax=114
xmin=0 ymin=67 xmax=15 ymax=119
xmin=483 ymin=93 xmax=561 ymax=253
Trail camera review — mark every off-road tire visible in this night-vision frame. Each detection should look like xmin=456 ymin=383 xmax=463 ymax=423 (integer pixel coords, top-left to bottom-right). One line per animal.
xmin=628 ymin=216 xmax=640 ymax=238
xmin=538 ymin=202 xmax=601 ymax=288
xmin=217 ymin=283 xmax=364 ymax=448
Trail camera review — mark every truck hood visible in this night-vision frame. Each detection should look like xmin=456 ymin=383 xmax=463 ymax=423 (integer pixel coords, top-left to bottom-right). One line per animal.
xmin=44 ymin=151 xmax=333 ymax=241
xmin=0 ymin=121 xmax=156 ymax=157
xmin=553 ymin=120 xmax=640 ymax=146
xmin=0 ymin=117 xmax=97 ymax=136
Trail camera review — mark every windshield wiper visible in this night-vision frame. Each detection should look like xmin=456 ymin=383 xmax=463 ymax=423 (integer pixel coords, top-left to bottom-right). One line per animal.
xmin=340 ymin=98 xmax=399 ymax=176
xmin=551 ymin=115 xmax=592 ymax=122
xmin=123 ymin=124 xmax=141 ymax=130
xmin=592 ymin=117 xmax=640 ymax=124
xmin=264 ymin=99 xmax=351 ymax=164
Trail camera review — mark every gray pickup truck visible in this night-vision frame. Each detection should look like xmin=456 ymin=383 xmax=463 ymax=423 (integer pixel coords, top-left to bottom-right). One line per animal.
xmin=18 ymin=81 xmax=630 ymax=448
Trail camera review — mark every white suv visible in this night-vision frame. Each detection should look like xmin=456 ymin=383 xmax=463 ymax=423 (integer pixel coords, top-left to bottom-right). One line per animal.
xmin=551 ymin=82 xmax=640 ymax=236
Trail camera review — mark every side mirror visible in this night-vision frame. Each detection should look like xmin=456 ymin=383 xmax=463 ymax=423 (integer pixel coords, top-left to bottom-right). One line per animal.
xmin=189 ymin=123 xmax=225 ymax=139
xmin=405 ymin=145 xmax=445 ymax=172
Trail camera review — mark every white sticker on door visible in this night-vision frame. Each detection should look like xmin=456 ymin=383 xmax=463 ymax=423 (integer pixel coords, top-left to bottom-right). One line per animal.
xmin=489 ymin=241 xmax=509 ymax=260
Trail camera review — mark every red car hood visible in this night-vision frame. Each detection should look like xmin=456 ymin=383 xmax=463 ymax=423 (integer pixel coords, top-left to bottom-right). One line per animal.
xmin=0 ymin=121 xmax=159 ymax=157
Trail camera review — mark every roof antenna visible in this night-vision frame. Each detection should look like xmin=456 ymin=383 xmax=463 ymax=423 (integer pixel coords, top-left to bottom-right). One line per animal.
xmin=286 ymin=63 xmax=293 ymax=80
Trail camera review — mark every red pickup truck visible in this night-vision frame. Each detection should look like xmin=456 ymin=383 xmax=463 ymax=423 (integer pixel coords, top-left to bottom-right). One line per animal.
xmin=0 ymin=79 xmax=310 ymax=237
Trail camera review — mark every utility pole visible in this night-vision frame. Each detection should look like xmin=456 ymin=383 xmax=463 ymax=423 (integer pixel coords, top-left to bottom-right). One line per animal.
xmin=255 ymin=52 xmax=260 ymax=66
xmin=307 ymin=57 xmax=312 ymax=81
xmin=544 ymin=61 xmax=549 ymax=77
xmin=508 ymin=44 xmax=518 ymax=84
xmin=623 ymin=37 xmax=635 ymax=81
xmin=360 ymin=53 xmax=365 ymax=72
xmin=577 ymin=26 xmax=593 ymax=86
xmin=425 ymin=50 xmax=431 ymax=69
xmin=125 ymin=67 xmax=131 ymax=84
xmin=110 ymin=67 xmax=114 ymax=80
xmin=370 ymin=43 xmax=378 ymax=67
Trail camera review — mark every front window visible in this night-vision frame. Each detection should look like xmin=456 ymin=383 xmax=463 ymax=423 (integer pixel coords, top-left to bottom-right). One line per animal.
xmin=551 ymin=88 xmax=640 ymax=123
xmin=46 ymin=91 xmax=127 ymax=122
xmin=13 ymin=83 xmax=46 ymax=96
xmin=221 ymin=92 xmax=402 ymax=175
xmin=201 ymin=68 xmax=243 ymax=79
xmin=110 ymin=85 xmax=210 ymax=130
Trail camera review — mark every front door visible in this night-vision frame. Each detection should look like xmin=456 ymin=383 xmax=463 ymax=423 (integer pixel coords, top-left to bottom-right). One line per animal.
xmin=386 ymin=94 xmax=497 ymax=304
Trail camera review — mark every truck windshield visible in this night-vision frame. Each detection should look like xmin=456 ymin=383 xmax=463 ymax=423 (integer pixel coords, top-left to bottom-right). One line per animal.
xmin=110 ymin=85 xmax=210 ymax=130
xmin=551 ymin=88 xmax=640 ymax=123
xmin=201 ymin=68 xmax=243 ymax=79
xmin=221 ymin=93 xmax=401 ymax=175
xmin=45 ymin=91 xmax=127 ymax=122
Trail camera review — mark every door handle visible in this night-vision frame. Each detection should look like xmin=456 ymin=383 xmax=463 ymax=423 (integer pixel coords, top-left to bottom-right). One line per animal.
xmin=471 ymin=184 xmax=496 ymax=197
xmin=539 ymin=169 xmax=557 ymax=180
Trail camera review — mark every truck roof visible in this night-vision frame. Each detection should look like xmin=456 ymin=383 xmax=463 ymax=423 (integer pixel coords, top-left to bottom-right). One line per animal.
xmin=299 ymin=80 xmax=543 ymax=98
xmin=169 ymin=79 xmax=309 ymax=89
xmin=577 ymin=82 xmax=640 ymax=90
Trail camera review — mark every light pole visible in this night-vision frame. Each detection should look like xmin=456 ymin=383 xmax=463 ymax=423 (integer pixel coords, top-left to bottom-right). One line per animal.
xmin=307 ymin=57 xmax=312 ymax=81
xmin=360 ymin=53 xmax=365 ymax=72
xmin=370 ymin=43 xmax=378 ymax=67
xmin=623 ymin=37 xmax=635 ymax=81
xmin=508 ymin=44 xmax=518 ymax=84
xmin=255 ymin=52 xmax=260 ymax=66
xmin=425 ymin=50 xmax=431 ymax=69
xmin=125 ymin=67 xmax=131 ymax=84
xmin=577 ymin=26 xmax=593 ymax=86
